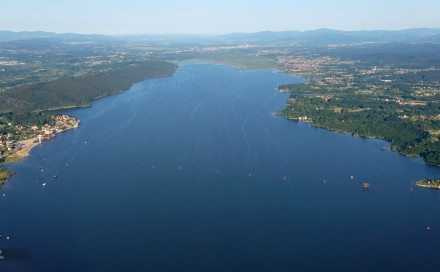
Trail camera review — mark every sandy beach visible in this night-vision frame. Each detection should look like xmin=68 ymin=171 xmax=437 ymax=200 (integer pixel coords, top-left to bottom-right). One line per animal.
xmin=4 ymin=123 xmax=79 ymax=163
xmin=8 ymin=138 xmax=41 ymax=160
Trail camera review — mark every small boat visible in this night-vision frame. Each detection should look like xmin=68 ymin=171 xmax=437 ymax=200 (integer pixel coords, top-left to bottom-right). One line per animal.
xmin=42 ymin=183 xmax=47 ymax=187
xmin=426 ymin=226 xmax=431 ymax=231
xmin=362 ymin=183 xmax=370 ymax=189
xmin=52 ymin=175 xmax=58 ymax=179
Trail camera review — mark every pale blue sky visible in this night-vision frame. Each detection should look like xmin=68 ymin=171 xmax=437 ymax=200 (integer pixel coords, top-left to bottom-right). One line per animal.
xmin=2 ymin=0 xmax=440 ymax=34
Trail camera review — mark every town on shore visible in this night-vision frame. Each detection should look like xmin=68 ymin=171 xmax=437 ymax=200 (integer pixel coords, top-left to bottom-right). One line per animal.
xmin=0 ymin=114 xmax=79 ymax=185
xmin=1 ymin=29 xmax=440 ymax=187
xmin=1 ymin=114 xmax=79 ymax=158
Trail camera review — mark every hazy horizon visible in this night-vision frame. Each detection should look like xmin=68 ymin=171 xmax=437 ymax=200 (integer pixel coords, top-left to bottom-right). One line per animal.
xmin=2 ymin=0 xmax=440 ymax=35
xmin=2 ymin=27 xmax=440 ymax=37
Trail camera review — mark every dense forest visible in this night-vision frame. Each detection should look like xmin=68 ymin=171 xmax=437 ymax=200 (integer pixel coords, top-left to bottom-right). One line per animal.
xmin=0 ymin=61 xmax=177 ymax=114
xmin=0 ymin=61 xmax=177 ymax=186
xmin=279 ymin=83 xmax=440 ymax=165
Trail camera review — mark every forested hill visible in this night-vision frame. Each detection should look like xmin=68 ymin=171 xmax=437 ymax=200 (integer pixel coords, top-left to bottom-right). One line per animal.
xmin=0 ymin=61 xmax=177 ymax=113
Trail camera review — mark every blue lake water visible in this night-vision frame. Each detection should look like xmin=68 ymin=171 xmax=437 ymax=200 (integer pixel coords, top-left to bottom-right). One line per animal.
xmin=1 ymin=63 xmax=440 ymax=271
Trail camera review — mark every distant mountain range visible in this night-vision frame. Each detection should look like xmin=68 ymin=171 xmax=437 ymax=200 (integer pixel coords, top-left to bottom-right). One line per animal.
xmin=1 ymin=29 xmax=440 ymax=45
xmin=0 ymin=31 xmax=111 ymax=42
xmin=219 ymin=28 xmax=440 ymax=44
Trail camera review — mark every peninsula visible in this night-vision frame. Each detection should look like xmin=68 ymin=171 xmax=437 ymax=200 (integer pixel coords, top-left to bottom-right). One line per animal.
xmin=275 ymin=43 xmax=440 ymax=167
xmin=416 ymin=179 xmax=440 ymax=189
xmin=2 ymin=29 xmax=440 ymax=186
xmin=0 ymin=60 xmax=177 ymax=187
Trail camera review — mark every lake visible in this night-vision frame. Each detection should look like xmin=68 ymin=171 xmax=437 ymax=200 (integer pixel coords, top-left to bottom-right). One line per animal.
xmin=1 ymin=63 xmax=440 ymax=271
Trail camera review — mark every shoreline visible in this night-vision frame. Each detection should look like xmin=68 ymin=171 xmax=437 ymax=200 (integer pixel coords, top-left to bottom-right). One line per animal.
xmin=415 ymin=180 xmax=440 ymax=189
xmin=6 ymin=126 xmax=78 ymax=163
xmin=0 ymin=125 xmax=79 ymax=187
xmin=279 ymin=112 xmax=440 ymax=169
xmin=0 ymin=62 xmax=178 ymax=187
xmin=6 ymin=138 xmax=41 ymax=161
xmin=416 ymin=184 xmax=440 ymax=189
